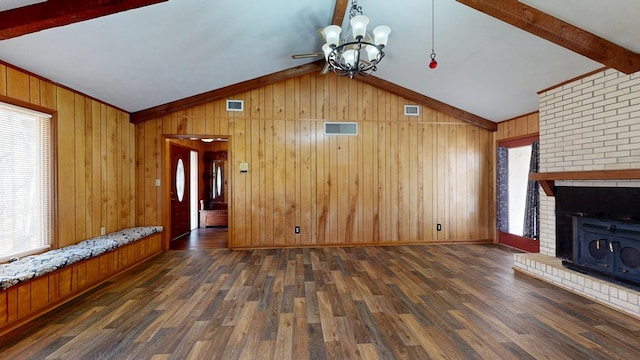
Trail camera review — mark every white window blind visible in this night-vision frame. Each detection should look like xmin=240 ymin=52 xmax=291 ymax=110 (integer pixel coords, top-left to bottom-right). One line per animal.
xmin=0 ymin=102 xmax=53 ymax=262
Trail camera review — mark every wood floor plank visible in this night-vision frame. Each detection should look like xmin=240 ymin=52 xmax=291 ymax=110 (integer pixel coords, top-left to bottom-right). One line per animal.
xmin=1 ymin=243 xmax=639 ymax=359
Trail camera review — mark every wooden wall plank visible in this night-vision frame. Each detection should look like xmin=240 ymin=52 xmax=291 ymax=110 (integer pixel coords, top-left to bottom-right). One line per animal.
xmin=29 ymin=76 xmax=39 ymax=105
xmin=0 ymin=65 xmax=6 ymax=96
xmin=133 ymin=72 xmax=496 ymax=248
xmin=6 ymin=67 xmax=29 ymax=102
xmin=57 ymin=88 xmax=76 ymax=247
xmin=497 ymin=112 xmax=539 ymax=141
xmin=74 ymin=94 xmax=87 ymax=241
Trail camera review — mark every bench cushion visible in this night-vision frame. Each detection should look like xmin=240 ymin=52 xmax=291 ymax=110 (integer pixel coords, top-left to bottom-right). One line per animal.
xmin=0 ymin=226 xmax=162 ymax=290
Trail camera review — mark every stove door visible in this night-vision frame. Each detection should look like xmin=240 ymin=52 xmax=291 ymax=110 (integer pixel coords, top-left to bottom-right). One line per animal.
xmin=613 ymin=238 xmax=640 ymax=284
xmin=576 ymin=231 xmax=613 ymax=271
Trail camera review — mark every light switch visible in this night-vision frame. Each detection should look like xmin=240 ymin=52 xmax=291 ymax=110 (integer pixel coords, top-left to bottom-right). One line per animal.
xmin=239 ymin=162 xmax=249 ymax=173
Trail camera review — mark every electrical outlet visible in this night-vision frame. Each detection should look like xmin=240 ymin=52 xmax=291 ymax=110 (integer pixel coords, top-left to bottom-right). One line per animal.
xmin=100 ymin=227 xmax=106 ymax=235
xmin=437 ymin=224 xmax=442 ymax=231
xmin=295 ymin=226 xmax=300 ymax=234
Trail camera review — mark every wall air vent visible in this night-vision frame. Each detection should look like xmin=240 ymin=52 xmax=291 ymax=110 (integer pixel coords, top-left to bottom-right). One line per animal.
xmin=324 ymin=122 xmax=358 ymax=136
xmin=226 ymin=99 xmax=244 ymax=112
xmin=404 ymin=105 xmax=419 ymax=116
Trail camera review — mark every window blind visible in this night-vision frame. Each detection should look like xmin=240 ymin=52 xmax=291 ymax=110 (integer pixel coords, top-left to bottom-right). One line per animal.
xmin=0 ymin=102 xmax=53 ymax=262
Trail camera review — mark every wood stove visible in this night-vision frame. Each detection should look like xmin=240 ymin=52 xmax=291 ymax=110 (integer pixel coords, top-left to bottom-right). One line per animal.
xmin=555 ymin=186 xmax=640 ymax=287
xmin=565 ymin=217 xmax=640 ymax=286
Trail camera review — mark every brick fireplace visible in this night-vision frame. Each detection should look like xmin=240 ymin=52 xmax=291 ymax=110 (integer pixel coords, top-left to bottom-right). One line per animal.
xmin=512 ymin=68 xmax=640 ymax=318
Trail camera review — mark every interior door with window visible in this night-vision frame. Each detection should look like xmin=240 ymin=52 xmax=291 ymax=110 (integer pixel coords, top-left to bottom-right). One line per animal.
xmin=170 ymin=144 xmax=191 ymax=240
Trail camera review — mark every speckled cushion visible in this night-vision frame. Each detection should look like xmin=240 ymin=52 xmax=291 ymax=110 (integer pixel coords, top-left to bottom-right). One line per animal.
xmin=0 ymin=226 xmax=163 ymax=290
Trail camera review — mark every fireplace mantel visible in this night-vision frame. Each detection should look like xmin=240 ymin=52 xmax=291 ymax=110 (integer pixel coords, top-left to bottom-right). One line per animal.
xmin=529 ymin=169 xmax=640 ymax=196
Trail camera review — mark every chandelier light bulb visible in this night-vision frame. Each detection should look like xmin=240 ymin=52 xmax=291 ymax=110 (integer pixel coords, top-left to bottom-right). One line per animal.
xmin=322 ymin=44 xmax=333 ymax=61
xmin=372 ymin=25 xmax=391 ymax=47
xmin=322 ymin=25 xmax=342 ymax=46
xmin=365 ymin=45 xmax=380 ymax=61
xmin=350 ymin=15 xmax=369 ymax=39
xmin=343 ymin=49 xmax=357 ymax=67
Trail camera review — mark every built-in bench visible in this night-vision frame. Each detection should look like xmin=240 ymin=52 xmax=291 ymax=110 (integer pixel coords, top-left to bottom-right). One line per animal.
xmin=0 ymin=226 xmax=163 ymax=336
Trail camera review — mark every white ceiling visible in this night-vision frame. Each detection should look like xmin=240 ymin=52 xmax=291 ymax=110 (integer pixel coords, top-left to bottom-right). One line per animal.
xmin=0 ymin=0 xmax=638 ymax=122
xmin=0 ymin=0 xmax=45 ymax=12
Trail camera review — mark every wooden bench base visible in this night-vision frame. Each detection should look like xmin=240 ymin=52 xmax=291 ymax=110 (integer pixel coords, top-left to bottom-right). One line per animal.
xmin=0 ymin=232 xmax=163 ymax=336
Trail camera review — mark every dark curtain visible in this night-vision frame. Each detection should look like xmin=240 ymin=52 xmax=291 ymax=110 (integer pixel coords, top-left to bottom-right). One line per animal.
xmin=522 ymin=141 xmax=540 ymax=239
xmin=496 ymin=146 xmax=509 ymax=233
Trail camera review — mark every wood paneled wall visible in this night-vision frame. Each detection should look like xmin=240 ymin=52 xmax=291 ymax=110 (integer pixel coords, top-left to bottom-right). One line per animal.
xmin=0 ymin=63 xmax=136 ymax=248
xmin=496 ymin=112 xmax=539 ymax=141
xmin=136 ymin=74 xmax=495 ymax=248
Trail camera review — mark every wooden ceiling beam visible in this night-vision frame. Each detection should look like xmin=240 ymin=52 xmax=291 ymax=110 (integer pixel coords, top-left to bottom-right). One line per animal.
xmin=456 ymin=0 xmax=640 ymax=74
xmin=0 ymin=0 xmax=167 ymax=40
xmin=357 ymin=76 xmax=497 ymax=131
xmin=331 ymin=0 xmax=349 ymax=25
xmin=130 ymin=61 xmax=326 ymax=124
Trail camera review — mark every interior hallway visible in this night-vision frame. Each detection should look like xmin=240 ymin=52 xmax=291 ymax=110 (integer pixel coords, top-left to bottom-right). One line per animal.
xmin=170 ymin=227 xmax=228 ymax=250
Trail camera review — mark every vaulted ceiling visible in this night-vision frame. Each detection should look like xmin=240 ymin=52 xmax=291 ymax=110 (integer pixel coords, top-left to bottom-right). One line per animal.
xmin=1 ymin=0 xmax=639 ymax=130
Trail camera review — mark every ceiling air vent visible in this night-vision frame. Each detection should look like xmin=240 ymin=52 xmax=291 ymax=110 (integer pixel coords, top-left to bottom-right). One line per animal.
xmin=404 ymin=105 xmax=419 ymax=116
xmin=324 ymin=122 xmax=358 ymax=136
xmin=226 ymin=99 xmax=244 ymax=112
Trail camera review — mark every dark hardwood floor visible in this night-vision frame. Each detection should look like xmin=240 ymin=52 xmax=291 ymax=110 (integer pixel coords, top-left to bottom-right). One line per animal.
xmin=1 ymin=243 xmax=639 ymax=359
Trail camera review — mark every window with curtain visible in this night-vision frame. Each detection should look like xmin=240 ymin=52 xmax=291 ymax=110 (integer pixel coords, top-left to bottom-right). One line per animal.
xmin=497 ymin=142 xmax=539 ymax=237
xmin=0 ymin=102 xmax=53 ymax=262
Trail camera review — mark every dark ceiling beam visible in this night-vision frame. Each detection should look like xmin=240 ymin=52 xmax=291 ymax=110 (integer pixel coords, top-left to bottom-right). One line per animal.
xmin=0 ymin=0 xmax=167 ymax=40
xmin=130 ymin=61 xmax=326 ymax=124
xmin=456 ymin=0 xmax=640 ymax=74
xmin=357 ymin=76 xmax=497 ymax=131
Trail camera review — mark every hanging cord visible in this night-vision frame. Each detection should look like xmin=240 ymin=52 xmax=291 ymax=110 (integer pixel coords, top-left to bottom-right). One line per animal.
xmin=429 ymin=0 xmax=438 ymax=69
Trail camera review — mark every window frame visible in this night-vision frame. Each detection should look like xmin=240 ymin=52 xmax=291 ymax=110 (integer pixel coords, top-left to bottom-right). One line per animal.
xmin=497 ymin=134 xmax=539 ymax=253
xmin=0 ymin=96 xmax=57 ymax=262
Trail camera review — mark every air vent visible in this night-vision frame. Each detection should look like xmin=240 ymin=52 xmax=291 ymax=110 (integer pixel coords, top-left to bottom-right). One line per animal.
xmin=324 ymin=122 xmax=358 ymax=136
xmin=404 ymin=105 xmax=419 ymax=116
xmin=226 ymin=99 xmax=244 ymax=112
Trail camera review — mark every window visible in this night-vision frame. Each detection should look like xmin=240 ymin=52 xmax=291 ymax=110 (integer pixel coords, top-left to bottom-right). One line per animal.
xmin=0 ymin=102 xmax=53 ymax=262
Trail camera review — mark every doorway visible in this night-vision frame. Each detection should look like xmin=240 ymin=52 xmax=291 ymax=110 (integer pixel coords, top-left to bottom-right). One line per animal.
xmin=164 ymin=136 xmax=230 ymax=249
xmin=497 ymin=135 xmax=540 ymax=252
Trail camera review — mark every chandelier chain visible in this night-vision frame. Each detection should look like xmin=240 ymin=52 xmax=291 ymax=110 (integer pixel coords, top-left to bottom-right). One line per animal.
xmin=349 ymin=0 xmax=363 ymax=19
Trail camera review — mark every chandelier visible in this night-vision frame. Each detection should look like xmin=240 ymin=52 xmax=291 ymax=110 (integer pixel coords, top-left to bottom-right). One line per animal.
xmin=321 ymin=0 xmax=391 ymax=78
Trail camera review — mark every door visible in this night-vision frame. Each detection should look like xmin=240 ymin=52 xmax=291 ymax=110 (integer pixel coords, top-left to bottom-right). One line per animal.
xmin=497 ymin=135 xmax=540 ymax=252
xmin=170 ymin=144 xmax=191 ymax=240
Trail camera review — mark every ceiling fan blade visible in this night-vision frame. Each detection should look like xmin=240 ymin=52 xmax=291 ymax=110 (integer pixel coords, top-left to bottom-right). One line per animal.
xmin=291 ymin=28 xmax=327 ymax=60
xmin=320 ymin=62 xmax=330 ymax=75
xmin=291 ymin=52 xmax=323 ymax=59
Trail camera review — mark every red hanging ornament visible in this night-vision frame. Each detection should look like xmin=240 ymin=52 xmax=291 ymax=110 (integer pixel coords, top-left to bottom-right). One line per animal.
xmin=429 ymin=52 xmax=438 ymax=69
